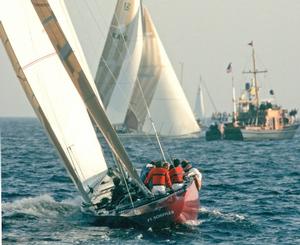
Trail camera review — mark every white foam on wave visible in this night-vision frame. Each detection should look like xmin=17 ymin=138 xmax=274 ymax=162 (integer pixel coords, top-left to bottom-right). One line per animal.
xmin=200 ymin=206 xmax=246 ymax=221
xmin=184 ymin=219 xmax=202 ymax=226
xmin=2 ymin=194 xmax=80 ymax=218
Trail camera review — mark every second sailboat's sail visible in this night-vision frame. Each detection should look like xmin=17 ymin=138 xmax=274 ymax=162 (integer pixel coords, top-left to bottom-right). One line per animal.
xmin=124 ymin=6 xmax=200 ymax=136
xmin=94 ymin=0 xmax=143 ymax=125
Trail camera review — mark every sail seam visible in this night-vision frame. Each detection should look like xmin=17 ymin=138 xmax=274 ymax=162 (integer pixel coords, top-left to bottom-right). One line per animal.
xmin=22 ymin=52 xmax=56 ymax=70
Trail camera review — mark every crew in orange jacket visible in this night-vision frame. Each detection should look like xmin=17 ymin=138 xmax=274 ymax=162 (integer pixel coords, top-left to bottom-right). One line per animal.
xmin=169 ymin=159 xmax=184 ymax=190
xmin=144 ymin=161 xmax=172 ymax=195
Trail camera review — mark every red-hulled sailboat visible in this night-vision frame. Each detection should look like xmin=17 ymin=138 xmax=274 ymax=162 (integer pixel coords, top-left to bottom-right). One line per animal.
xmin=1 ymin=0 xmax=200 ymax=229
xmin=90 ymin=179 xmax=199 ymax=228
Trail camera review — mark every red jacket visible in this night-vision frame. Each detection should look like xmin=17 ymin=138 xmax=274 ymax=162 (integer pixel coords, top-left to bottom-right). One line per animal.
xmin=144 ymin=167 xmax=172 ymax=188
xmin=169 ymin=166 xmax=184 ymax=184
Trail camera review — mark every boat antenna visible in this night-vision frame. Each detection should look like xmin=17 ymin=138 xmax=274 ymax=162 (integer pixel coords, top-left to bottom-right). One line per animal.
xmin=226 ymin=63 xmax=237 ymax=123
xmin=242 ymin=41 xmax=267 ymax=125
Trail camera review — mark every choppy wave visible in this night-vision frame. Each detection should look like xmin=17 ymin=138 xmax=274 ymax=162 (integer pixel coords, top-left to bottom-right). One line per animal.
xmin=200 ymin=207 xmax=246 ymax=221
xmin=1 ymin=118 xmax=300 ymax=244
xmin=2 ymin=194 xmax=80 ymax=219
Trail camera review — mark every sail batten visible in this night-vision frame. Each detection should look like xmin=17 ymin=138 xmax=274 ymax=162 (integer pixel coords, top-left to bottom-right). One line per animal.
xmin=31 ymin=0 xmax=150 ymax=195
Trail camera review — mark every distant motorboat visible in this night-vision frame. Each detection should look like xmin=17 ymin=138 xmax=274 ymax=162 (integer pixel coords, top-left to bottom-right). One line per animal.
xmin=206 ymin=41 xmax=299 ymax=141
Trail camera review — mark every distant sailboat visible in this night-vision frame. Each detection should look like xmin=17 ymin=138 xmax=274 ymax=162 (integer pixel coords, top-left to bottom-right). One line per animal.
xmin=194 ymin=82 xmax=206 ymax=126
xmin=124 ymin=6 xmax=200 ymax=136
xmin=0 ymin=0 xmax=200 ymax=228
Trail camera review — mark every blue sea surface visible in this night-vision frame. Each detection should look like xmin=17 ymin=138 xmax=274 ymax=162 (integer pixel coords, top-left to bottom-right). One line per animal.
xmin=1 ymin=118 xmax=300 ymax=244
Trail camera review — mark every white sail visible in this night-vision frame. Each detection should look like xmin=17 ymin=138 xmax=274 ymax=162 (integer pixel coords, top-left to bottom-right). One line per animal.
xmin=31 ymin=0 xmax=150 ymax=195
xmin=125 ymin=6 xmax=200 ymax=136
xmin=48 ymin=0 xmax=102 ymax=104
xmin=194 ymin=84 xmax=205 ymax=120
xmin=0 ymin=1 xmax=107 ymax=203
xmin=62 ymin=0 xmax=116 ymax=77
xmin=93 ymin=0 xmax=143 ymax=125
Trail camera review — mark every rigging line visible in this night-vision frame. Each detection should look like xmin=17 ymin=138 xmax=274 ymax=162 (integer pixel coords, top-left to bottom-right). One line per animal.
xmin=113 ymin=1 xmax=167 ymax=161
xmin=83 ymin=0 xmax=140 ymax=109
xmin=202 ymin=78 xmax=218 ymax=113
xmin=82 ymin=0 xmax=167 ymax=161
xmin=90 ymin=0 xmax=125 ymax=55
xmin=69 ymin=145 xmax=90 ymax=184
xmin=112 ymin=153 xmax=136 ymax=208
xmin=66 ymin=145 xmax=87 ymax=184
xmin=58 ymin=0 xmax=90 ymax=75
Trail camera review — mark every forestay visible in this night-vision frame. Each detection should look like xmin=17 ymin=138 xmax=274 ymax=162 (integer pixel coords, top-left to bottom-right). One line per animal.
xmin=124 ymin=6 xmax=200 ymax=136
xmin=0 ymin=1 xmax=107 ymax=203
xmin=94 ymin=0 xmax=143 ymax=125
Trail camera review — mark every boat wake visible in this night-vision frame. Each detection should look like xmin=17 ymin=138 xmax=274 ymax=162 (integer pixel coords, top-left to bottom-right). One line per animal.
xmin=2 ymin=194 xmax=81 ymax=220
xmin=199 ymin=207 xmax=245 ymax=221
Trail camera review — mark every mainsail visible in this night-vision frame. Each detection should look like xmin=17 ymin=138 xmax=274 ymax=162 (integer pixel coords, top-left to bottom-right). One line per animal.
xmin=0 ymin=2 xmax=107 ymax=203
xmin=94 ymin=0 xmax=143 ymax=125
xmin=124 ymin=6 xmax=200 ymax=136
xmin=31 ymin=0 xmax=150 ymax=195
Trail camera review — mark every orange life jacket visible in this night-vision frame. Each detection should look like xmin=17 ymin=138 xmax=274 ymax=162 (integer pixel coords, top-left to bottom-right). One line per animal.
xmin=169 ymin=166 xmax=184 ymax=184
xmin=144 ymin=167 xmax=172 ymax=188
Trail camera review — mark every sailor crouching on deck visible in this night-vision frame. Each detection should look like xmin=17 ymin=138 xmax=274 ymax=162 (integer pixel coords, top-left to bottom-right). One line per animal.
xmin=169 ymin=159 xmax=184 ymax=191
xmin=181 ymin=160 xmax=202 ymax=191
xmin=144 ymin=161 xmax=172 ymax=195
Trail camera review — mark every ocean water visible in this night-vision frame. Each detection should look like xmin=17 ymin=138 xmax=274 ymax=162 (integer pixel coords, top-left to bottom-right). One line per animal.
xmin=1 ymin=117 xmax=300 ymax=245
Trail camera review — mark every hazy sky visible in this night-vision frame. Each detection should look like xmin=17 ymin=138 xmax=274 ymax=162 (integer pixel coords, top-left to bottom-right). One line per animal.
xmin=1 ymin=0 xmax=300 ymax=117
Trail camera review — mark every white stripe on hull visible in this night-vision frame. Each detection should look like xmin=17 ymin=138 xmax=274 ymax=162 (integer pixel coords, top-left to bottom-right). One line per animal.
xmin=241 ymin=124 xmax=299 ymax=141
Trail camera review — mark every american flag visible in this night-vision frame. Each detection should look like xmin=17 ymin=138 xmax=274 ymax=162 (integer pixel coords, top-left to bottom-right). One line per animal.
xmin=226 ymin=62 xmax=232 ymax=73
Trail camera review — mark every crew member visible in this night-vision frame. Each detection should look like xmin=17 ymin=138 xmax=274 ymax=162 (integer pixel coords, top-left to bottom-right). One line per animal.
xmin=181 ymin=160 xmax=202 ymax=191
xmin=140 ymin=161 xmax=155 ymax=183
xmin=169 ymin=159 xmax=184 ymax=190
xmin=110 ymin=177 xmax=125 ymax=206
xmin=163 ymin=161 xmax=170 ymax=170
xmin=144 ymin=161 xmax=172 ymax=195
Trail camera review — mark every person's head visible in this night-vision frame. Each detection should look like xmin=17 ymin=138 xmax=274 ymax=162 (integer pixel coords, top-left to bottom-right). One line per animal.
xmin=163 ymin=162 xmax=170 ymax=170
xmin=173 ymin=158 xmax=180 ymax=167
xmin=181 ymin=160 xmax=192 ymax=172
xmin=113 ymin=177 xmax=121 ymax=186
xmin=169 ymin=164 xmax=175 ymax=170
xmin=155 ymin=160 xmax=162 ymax=168
xmin=146 ymin=163 xmax=154 ymax=169
xmin=150 ymin=160 xmax=156 ymax=165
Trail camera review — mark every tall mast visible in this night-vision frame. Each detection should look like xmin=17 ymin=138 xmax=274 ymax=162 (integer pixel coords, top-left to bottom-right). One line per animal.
xmin=251 ymin=44 xmax=259 ymax=110
xmin=231 ymin=75 xmax=237 ymax=123
xmin=243 ymin=41 xmax=267 ymax=123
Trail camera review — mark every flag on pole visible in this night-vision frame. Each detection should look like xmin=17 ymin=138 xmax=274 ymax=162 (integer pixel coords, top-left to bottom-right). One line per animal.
xmin=248 ymin=41 xmax=253 ymax=46
xmin=226 ymin=62 xmax=232 ymax=73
